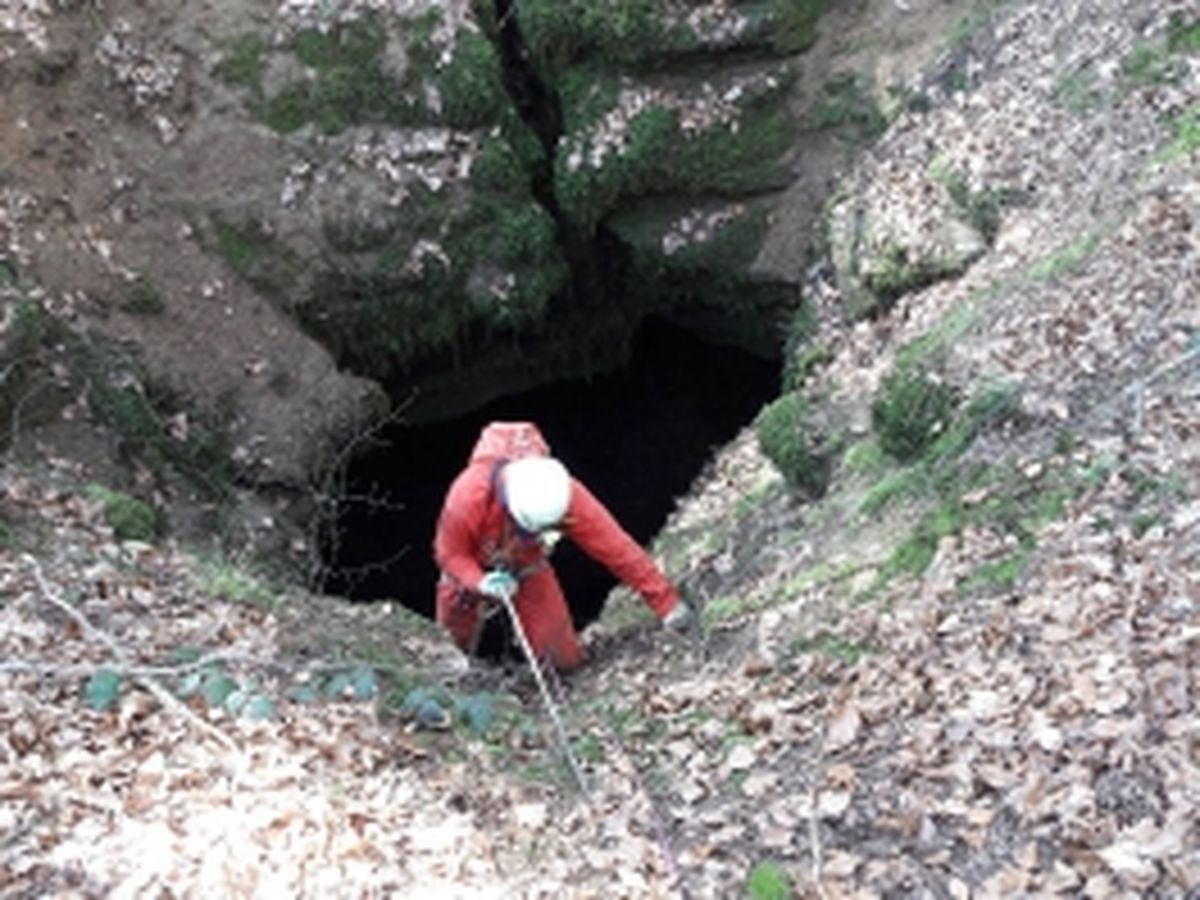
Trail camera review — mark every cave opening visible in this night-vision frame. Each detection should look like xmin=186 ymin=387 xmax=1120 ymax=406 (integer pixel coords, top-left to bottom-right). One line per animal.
xmin=321 ymin=315 xmax=779 ymax=633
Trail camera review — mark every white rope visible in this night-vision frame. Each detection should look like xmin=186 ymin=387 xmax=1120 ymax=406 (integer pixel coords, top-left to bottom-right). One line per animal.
xmin=496 ymin=590 xmax=590 ymax=798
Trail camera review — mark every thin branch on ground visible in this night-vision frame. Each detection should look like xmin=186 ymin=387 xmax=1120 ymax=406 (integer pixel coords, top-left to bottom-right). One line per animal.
xmin=22 ymin=554 xmax=241 ymax=755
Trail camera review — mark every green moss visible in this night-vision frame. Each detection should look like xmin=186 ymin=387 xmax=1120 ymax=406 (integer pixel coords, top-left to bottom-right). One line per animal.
xmin=516 ymin=0 xmax=666 ymax=73
xmin=216 ymin=33 xmax=266 ymax=91
xmin=1120 ymin=42 xmax=1188 ymax=91
xmin=770 ymin=0 xmax=827 ymax=54
xmin=1160 ymin=103 xmax=1200 ymax=160
xmin=807 ymin=72 xmax=886 ymax=142
xmin=961 ymin=548 xmax=1030 ymax=594
xmin=438 ymin=30 xmax=507 ymax=128
xmin=1029 ymin=233 xmax=1101 ymax=281
xmin=556 ymin=105 xmax=677 ymax=229
xmin=120 ymin=274 xmax=165 ymax=315
xmin=872 ymin=370 xmax=960 ymax=462
xmin=263 ymin=15 xmax=423 ymax=134
xmin=755 ymin=392 xmax=832 ymax=496
xmin=85 ymin=485 xmax=158 ymax=542
xmin=74 ymin=336 xmax=233 ymax=498
xmin=862 ymin=241 xmax=954 ymax=311
xmin=557 ymin=85 xmax=791 ymax=230
xmin=1167 ymin=14 xmax=1200 ymax=53
xmin=931 ymin=165 xmax=1026 ymax=245
xmin=1052 ymin=68 xmax=1105 ymax=114
xmin=788 ymin=632 xmax=878 ymax=664
xmin=196 ymin=553 xmax=278 ymax=608
xmin=210 ymin=216 xmax=301 ymax=299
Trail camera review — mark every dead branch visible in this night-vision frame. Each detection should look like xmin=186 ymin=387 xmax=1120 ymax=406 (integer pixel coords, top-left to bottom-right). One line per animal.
xmin=22 ymin=553 xmax=241 ymax=755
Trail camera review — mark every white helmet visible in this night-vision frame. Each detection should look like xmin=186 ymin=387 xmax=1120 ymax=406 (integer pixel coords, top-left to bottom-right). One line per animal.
xmin=503 ymin=456 xmax=570 ymax=532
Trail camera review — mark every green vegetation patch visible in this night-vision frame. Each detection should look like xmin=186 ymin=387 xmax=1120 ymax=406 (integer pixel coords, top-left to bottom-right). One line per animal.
xmin=557 ymin=84 xmax=792 ymax=230
xmin=210 ymin=215 xmax=302 ymax=300
xmin=770 ymin=0 xmax=827 ymax=54
xmin=196 ymin=553 xmax=278 ymax=609
xmin=120 ymin=274 xmax=166 ymax=315
xmin=1167 ymin=13 xmax=1200 ymax=53
xmin=438 ymin=29 xmax=508 ymax=129
xmin=515 ymin=0 xmax=667 ymax=73
xmin=262 ymin=15 xmax=423 ymax=134
xmin=216 ymin=32 xmax=267 ymax=91
xmin=74 ymin=336 xmax=234 ymax=499
xmin=872 ymin=369 xmax=960 ymax=462
xmin=755 ymin=392 xmax=834 ymax=497
xmin=807 ymin=72 xmax=886 ymax=143
xmin=85 ymin=484 xmax=158 ymax=542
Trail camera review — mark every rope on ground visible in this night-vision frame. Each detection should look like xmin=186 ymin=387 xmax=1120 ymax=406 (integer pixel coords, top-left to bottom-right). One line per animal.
xmin=543 ymin=661 xmax=687 ymax=899
xmin=496 ymin=591 xmax=590 ymax=797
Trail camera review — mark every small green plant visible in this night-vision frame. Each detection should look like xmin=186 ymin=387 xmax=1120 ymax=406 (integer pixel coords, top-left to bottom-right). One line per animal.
xmin=85 ymin=484 xmax=157 ymax=542
xmin=1167 ymin=14 xmax=1200 ymax=53
xmin=216 ymin=32 xmax=266 ymax=90
xmin=807 ymin=72 xmax=886 ymax=142
xmin=1029 ymin=233 xmax=1100 ymax=281
xmin=755 ymin=392 xmax=832 ymax=496
xmin=1160 ymin=104 xmax=1200 ymax=160
xmin=747 ymin=860 xmax=792 ymax=900
xmin=438 ymin=30 xmax=506 ymax=128
xmin=788 ymin=632 xmax=877 ymax=664
xmin=1120 ymin=42 xmax=1188 ymax=91
xmin=262 ymin=15 xmax=422 ymax=134
xmin=872 ymin=370 xmax=959 ymax=462
xmin=769 ymin=0 xmax=826 ymax=54
xmin=1052 ymin=68 xmax=1105 ymax=114
xmin=933 ymin=166 xmax=1026 ymax=246
xmin=120 ymin=274 xmax=166 ymax=315
xmin=196 ymin=554 xmax=277 ymax=608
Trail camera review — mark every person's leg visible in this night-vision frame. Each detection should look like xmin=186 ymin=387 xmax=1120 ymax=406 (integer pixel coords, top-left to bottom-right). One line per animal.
xmin=514 ymin=567 xmax=586 ymax=671
xmin=435 ymin=577 xmax=481 ymax=653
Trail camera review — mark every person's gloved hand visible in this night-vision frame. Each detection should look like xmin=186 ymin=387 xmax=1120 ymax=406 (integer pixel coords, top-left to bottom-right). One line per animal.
xmin=478 ymin=570 xmax=518 ymax=601
xmin=663 ymin=600 xmax=692 ymax=632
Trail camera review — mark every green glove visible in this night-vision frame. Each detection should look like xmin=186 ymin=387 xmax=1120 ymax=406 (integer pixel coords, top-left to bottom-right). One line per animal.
xmin=478 ymin=570 xmax=518 ymax=601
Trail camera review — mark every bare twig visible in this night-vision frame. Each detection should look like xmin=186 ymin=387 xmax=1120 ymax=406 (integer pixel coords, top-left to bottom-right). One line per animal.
xmin=22 ymin=554 xmax=240 ymax=754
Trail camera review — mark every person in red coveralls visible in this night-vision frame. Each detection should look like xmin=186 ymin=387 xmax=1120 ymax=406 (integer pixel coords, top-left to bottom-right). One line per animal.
xmin=434 ymin=421 xmax=690 ymax=671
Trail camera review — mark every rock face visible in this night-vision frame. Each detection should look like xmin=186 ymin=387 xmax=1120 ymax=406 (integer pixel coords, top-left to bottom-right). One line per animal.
xmin=0 ymin=0 xmax=976 ymax=487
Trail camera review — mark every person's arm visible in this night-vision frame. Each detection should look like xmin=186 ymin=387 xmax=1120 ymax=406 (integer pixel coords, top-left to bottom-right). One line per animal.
xmin=433 ymin=472 xmax=488 ymax=592
xmin=564 ymin=479 xmax=679 ymax=618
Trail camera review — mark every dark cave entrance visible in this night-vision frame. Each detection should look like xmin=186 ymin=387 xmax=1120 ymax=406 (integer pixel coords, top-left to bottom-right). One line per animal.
xmin=321 ymin=316 xmax=779 ymax=631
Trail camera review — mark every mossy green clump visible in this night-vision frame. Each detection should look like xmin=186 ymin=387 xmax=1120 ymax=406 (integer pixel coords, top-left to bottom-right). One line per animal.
xmin=515 ymin=0 xmax=666 ymax=73
xmin=85 ymin=485 xmax=158 ymax=542
xmin=872 ymin=370 xmax=959 ymax=462
xmin=1167 ymin=13 xmax=1200 ymax=53
xmin=262 ymin=15 xmax=423 ymax=134
xmin=807 ymin=72 xmax=886 ymax=142
xmin=438 ymin=29 xmax=508 ymax=129
xmin=74 ymin=337 xmax=233 ymax=499
xmin=216 ymin=32 xmax=266 ymax=91
xmin=934 ymin=166 xmax=1026 ymax=246
xmin=120 ymin=274 xmax=166 ymax=315
xmin=210 ymin=216 xmax=301 ymax=300
xmin=756 ymin=392 xmax=831 ymax=496
xmin=770 ymin=0 xmax=827 ymax=54
xmin=557 ymin=86 xmax=791 ymax=231
xmin=861 ymin=241 xmax=950 ymax=312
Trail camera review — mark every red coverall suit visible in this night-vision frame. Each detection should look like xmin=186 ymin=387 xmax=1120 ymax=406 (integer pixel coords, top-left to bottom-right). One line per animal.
xmin=434 ymin=422 xmax=680 ymax=671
